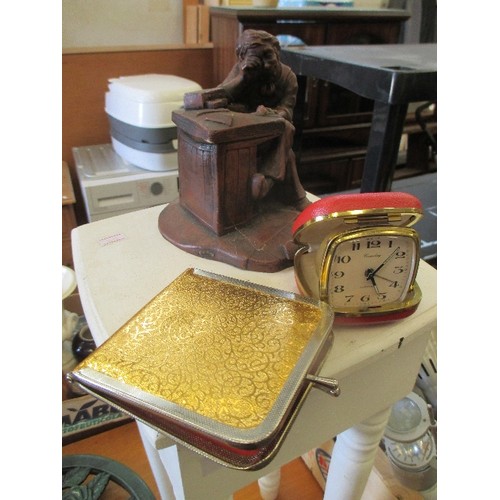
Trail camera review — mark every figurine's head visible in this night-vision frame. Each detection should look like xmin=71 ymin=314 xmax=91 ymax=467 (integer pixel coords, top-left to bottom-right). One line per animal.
xmin=235 ymin=30 xmax=281 ymax=82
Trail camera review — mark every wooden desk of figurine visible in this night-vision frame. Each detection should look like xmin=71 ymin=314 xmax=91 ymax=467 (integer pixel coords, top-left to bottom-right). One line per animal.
xmin=158 ymin=30 xmax=309 ymax=273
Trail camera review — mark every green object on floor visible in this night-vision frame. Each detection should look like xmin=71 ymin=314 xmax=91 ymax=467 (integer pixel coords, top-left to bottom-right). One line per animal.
xmin=62 ymin=454 xmax=155 ymax=499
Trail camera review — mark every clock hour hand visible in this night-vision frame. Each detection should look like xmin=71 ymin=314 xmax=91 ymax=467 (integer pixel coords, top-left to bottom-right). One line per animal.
xmin=365 ymin=269 xmax=383 ymax=296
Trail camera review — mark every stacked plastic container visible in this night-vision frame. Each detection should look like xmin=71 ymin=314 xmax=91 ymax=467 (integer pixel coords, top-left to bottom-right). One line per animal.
xmin=105 ymin=74 xmax=202 ymax=171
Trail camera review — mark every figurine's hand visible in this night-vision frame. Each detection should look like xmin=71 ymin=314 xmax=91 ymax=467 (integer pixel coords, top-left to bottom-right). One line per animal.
xmin=241 ymin=56 xmax=263 ymax=79
xmin=254 ymin=105 xmax=269 ymax=115
xmin=254 ymin=105 xmax=278 ymax=116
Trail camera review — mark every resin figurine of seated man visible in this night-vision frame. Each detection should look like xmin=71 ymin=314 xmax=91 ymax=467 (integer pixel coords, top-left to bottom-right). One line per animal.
xmin=186 ymin=29 xmax=309 ymax=210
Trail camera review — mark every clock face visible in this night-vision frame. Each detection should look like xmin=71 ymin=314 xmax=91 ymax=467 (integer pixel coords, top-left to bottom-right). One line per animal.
xmin=319 ymin=227 xmax=419 ymax=316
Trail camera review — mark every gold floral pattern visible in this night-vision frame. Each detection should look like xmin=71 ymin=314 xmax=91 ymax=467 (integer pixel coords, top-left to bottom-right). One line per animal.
xmin=78 ymin=269 xmax=323 ymax=429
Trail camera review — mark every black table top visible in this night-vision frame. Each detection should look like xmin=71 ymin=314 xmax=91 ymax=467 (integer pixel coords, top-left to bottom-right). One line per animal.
xmin=281 ymin=44 xmax=437 ymax=104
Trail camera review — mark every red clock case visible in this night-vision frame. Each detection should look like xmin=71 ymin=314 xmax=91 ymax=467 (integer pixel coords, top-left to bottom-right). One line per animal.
xmin=293 ymin=192 xmax=422 ymax=245
xmin=292 ymin=192 xmax=423 ymax=324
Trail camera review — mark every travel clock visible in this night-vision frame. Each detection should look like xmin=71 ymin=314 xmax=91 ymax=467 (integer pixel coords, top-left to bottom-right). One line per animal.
xmin=292 ymin=192 xmax=423 ymax=323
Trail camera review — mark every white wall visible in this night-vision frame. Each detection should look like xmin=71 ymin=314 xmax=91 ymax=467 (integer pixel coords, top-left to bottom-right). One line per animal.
xmin=62 ymin=0 xmax=183 ymax=49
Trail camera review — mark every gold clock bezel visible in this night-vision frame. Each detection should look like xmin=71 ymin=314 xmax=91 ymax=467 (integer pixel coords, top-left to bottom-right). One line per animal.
xmin=293 ymin=206 xmax=423 ymax=247
xmin=318 ymin=227 xmax=421 ymax=318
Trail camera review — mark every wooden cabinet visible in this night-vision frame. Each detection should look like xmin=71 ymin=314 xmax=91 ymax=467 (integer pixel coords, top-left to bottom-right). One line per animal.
xmin=62 ymin=161 xmax=77 ymax=268
xmin=210 ymin=7 xmax=409 ymax=82
xmin=209 ymin=7 xmax=411 ymax=193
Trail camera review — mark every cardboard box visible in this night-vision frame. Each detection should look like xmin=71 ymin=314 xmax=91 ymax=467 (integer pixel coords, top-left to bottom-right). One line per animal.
xmin=301 ymin=439 xmax=335 ymax=490
xmin=301 ymin=439 xmax=424 ymax=499
xmin=63 ymin=393 xmax=131 ymax=445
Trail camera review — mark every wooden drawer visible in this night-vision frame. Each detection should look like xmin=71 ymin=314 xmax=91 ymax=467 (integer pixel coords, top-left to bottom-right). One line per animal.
xmin=325 ymin=20 xmax=402 ymax=45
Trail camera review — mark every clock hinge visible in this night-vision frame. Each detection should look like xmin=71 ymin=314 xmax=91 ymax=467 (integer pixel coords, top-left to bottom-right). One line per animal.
xmin=344 ymin=214 xmax=403 ymax=225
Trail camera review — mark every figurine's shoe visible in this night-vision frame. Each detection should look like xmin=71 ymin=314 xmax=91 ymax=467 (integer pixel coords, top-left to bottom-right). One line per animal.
xmin=251 ymin=173 xmax=274 ymax=199
xmin=294 ymin=196 xmax=311 ymax=211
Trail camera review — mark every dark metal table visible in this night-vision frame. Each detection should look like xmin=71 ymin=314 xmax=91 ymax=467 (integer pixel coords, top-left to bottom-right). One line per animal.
xmin=281 ymin=43 xmax=437 ymax=192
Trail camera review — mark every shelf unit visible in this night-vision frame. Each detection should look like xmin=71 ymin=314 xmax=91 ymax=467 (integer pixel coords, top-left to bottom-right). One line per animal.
xmin=209 ymin=7 xmax=435 ymax=193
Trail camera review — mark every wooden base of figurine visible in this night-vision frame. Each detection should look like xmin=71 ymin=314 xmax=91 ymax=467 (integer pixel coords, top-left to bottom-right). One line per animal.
xmin=158 ymin=199 xmax=302 ymax=273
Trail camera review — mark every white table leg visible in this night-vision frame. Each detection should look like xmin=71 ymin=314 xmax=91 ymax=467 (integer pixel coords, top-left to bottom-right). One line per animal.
xmin=323 ymin=406 xmax=391 ymax=500
xmin=258 ymin=468 xmax=281 ymax=500
xmin=137 ymin=422 xmax=177 ymax=500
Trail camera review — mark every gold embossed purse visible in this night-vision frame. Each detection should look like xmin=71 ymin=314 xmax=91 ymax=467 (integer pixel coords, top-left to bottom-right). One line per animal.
xmin=68 ymin=268 xmax=338 ymax=470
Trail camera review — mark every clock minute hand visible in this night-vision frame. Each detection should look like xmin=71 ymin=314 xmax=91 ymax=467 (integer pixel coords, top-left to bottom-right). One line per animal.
xmin=371 ymin=246 xmax=400 ymax=277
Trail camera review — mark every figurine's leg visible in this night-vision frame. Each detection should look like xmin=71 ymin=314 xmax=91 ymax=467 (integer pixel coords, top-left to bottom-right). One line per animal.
xmin=280 ymin=121 xmax=308 ymax=208
xmin=285 ymin=149 xmax=309 ymax=209
xmin=323 ymin=406 xmax=391 ymax=500
xmin=258 ymin=468 xmax=281 ymax=500
xmin=252 ymin=121 xmax=307 ymax=208
xmin=251 ymin=173 xmax=274 ymax=199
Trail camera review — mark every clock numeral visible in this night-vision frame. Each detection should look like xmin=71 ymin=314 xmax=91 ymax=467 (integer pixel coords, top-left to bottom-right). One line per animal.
xmin=395 ymin=251 xmax=407 ymax=259
xmin=333 ymin=271 xmax=345 ymax=278
xmin=361 ymin=295 xmax=371 ymax=303
xmin=345 ymin=295 xmax=354 ymax=303
xmin=389 ymin=281 xmax=400 ymax=288
xmin=367 ymin=240 xmax=381 ymax=249
xmin=335 ymin=255 xmax=351 ymax=264
xmin=352 ymin=242 xmax=361 ymax=251
xmin=393 ymin=266 xmax=405 ymax=274
xmin=333 ymin=285 xmax=345 ymax=293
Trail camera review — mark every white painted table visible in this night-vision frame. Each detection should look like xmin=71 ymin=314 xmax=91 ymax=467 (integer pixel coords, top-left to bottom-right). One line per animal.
xmin=72 ymin=203 xmax=437 ymax=500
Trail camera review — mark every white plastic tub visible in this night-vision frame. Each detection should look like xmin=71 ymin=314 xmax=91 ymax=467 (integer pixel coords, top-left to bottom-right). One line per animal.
xmin=111 ymin=137 xmax=179 ymax=172
xmin=105 ymin=74 xmax=202 ymax=128
xmin=105 ymin=74 xmax=202 ymax=171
